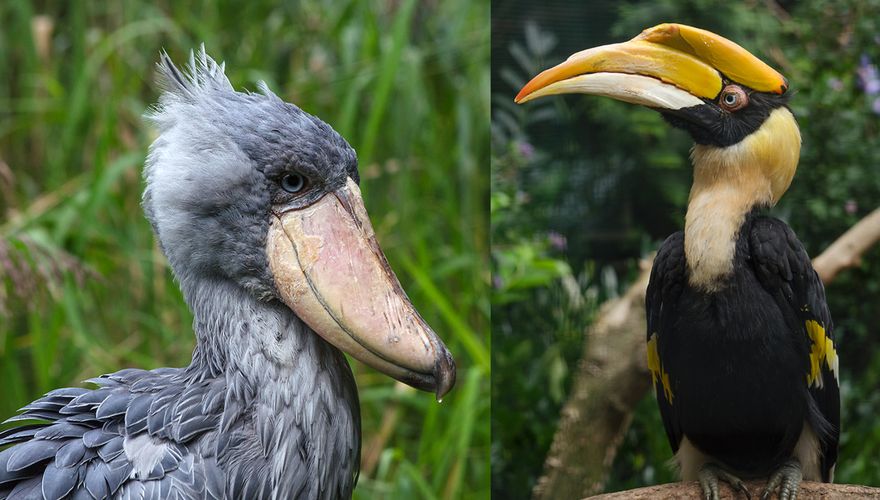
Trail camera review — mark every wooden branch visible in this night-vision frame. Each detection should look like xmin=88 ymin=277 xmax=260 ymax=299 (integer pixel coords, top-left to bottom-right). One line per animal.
xmin=813 ymin=208 xmax=880 ymax=283
xmin=588 ymin=481 xmax=880 ymax=499
xmin=533 ymin=208 xmax=880 ymax=500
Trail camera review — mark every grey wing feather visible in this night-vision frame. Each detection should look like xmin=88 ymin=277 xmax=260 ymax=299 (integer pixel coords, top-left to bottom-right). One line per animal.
xmin=8 ymin=476 xmax=42 ymax=499
xmin=0 ymin=367 xmax=227 ymax=499
xmin=41 ymin=462 xmax=79 ymax=500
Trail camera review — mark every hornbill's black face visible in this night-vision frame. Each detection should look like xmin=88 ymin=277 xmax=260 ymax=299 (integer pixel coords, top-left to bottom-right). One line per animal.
xmin=516 ymin=23 xmax=793 ymax=148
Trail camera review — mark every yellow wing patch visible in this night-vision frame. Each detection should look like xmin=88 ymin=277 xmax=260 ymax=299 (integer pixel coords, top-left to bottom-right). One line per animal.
xmin=806 ymin=319 xmax=839 ymax=388
xmin=647 ymin=333 xmax=674 ymax=403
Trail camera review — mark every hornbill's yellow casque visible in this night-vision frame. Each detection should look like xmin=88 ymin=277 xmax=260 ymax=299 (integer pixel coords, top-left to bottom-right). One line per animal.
xmin=516 ymin=23 xmax=839 ymax=500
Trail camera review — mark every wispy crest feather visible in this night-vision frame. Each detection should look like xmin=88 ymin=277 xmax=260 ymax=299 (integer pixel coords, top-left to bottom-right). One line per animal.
xmin=157 ymin=44 xmax=232 ymax=97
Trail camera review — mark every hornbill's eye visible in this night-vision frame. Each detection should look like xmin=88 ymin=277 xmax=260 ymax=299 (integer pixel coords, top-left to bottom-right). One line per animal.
xmin=719 ymin=85 xmax=749 ymax=112
xmin=281 ymin=173 xmax=306 ymax=193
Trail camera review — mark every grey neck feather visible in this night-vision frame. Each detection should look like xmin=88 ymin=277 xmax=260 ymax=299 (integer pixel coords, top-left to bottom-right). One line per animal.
xmin=180 ymin=274 xmax=361 ymax=498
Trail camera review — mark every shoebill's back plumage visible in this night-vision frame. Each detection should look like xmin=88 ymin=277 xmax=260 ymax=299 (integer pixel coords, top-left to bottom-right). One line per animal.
xmin=0 ymin=49 xmax=455 ymax=500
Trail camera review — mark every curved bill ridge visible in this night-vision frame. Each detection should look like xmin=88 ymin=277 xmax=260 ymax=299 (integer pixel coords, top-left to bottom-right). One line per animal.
xmin=267 ymin=178 xmax=455 ymax=400
xmin=515 ymin=22 xmax=788 ymax=106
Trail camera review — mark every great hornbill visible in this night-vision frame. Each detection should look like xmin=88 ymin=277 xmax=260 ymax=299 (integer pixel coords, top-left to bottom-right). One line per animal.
xmin=0 ymin=49 xmax=454 ymax=499
xmin=516 ymin=23 xmax=839 ymax=500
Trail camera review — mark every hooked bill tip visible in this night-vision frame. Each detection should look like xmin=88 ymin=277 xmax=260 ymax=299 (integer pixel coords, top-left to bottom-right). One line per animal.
xmin=434 ymin=349 xmax=456 ymax=401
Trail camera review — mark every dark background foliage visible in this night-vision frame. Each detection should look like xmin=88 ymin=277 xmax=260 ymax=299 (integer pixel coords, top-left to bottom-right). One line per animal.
xmin=492 ymin=0 xmax=880 ymax=496
xmin=0 ymin=1 xmax=489 ymax=498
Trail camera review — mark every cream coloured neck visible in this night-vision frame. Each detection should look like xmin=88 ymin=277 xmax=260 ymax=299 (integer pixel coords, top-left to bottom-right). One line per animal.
xmin=684 ymin=107 xmax=801 ymax=292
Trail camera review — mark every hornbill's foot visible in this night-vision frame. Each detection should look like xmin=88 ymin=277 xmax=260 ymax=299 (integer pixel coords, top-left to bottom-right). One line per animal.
xmin=698 ymin=463 xmax=751 ymax=500
xmin=760 ymin=459 xmax=802 ymax=500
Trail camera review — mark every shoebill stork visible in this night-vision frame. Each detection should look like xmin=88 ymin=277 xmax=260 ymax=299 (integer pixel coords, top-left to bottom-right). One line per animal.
xmin=0 ymin=49 xmax=455 ymax=499
xmin=516 ymin=23 xmax=839 ymax=500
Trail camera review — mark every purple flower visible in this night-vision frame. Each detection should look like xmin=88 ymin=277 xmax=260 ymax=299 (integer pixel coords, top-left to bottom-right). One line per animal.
xmin=873 ymin=97 xmax=880 ymax=115
xmin=857 ymin=54 xmax=880 ymax=95
xmin=517 ymin=141 xmax=535 ymax=160
xmin=827 ymin=77 xmax=844 ymax=92
xmin=845 ymin=200 xmax=858 ymax=215
xmin=493 ymin=275 xmax=504 ymax=289
xmin=547 ymin=231 xmax=567 ymax=251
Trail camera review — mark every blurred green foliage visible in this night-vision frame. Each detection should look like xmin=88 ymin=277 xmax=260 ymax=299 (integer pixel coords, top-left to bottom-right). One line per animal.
xmin=0 ymin=1 xmax=489 ymax=498
xmin=492 ymin=0 xmax=880 ymax=496
xmin=491 ymin=19 xmax=638 ymax=498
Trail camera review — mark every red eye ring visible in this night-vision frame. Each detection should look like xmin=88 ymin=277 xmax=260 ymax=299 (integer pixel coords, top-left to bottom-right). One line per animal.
xmin=719 ymin=85 xmax=749 ymax=112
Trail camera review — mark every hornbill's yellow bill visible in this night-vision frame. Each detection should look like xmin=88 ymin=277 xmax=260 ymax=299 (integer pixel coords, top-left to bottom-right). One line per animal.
xmin=267 ymin=178 xmax=455 ymax=400
xmin=515 ymin=23 xmax=787 ymax=109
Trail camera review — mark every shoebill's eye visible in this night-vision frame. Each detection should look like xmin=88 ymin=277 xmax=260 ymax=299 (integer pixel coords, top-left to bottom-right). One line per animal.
xmin=281 ymin=173 xmax=306 ymax=194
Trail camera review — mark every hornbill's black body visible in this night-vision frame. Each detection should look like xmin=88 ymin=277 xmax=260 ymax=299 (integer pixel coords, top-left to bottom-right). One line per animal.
xmin=517 ymin=23 xmax=840 ymax=499
xmin=648 ymin=212 xmax=839 ymax=481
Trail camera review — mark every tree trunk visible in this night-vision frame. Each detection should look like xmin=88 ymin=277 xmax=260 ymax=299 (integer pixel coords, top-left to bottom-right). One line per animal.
xmin=533 ymin=208 xmax=880 ymax=500
xmin=531 ymin=262 xmax=653 ymax=500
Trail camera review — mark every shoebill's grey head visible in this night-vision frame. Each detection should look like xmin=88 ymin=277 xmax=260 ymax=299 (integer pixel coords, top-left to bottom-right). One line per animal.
xmin=142 ymin=49 xmax=454 ymax=399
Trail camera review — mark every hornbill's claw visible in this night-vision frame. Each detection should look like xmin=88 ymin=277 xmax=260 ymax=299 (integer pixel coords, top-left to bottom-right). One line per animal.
xmin=760 ymin=459 xmax=802 ymax=500
xmin=698 ymin=462 xmax=751 ymax=500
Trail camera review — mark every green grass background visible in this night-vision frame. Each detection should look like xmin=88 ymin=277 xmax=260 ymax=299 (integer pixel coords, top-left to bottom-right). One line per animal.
xmin=0 ymin=1 xmax=489 ymax=498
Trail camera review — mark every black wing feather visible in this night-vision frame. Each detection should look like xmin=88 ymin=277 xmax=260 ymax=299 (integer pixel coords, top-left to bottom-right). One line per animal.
xmin=645 ymin=231 xmax=687 ymax=453
xmin=749 ymin=216 xmax=840 ymax=481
